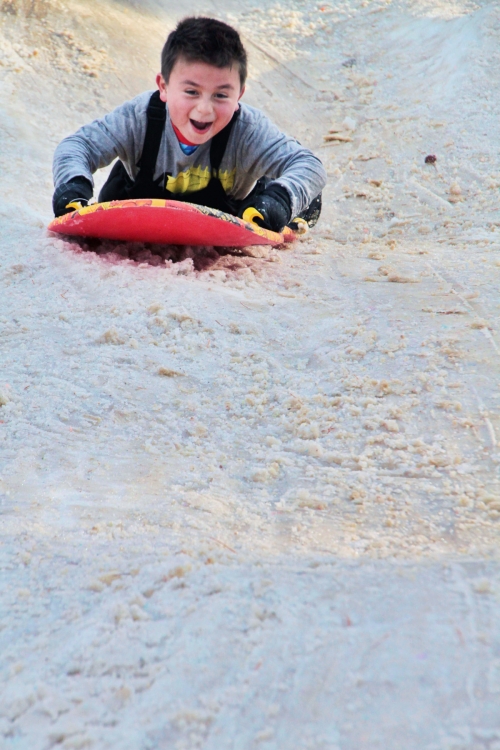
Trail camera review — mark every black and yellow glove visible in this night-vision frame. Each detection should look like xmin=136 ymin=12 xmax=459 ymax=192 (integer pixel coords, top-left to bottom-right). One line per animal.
xmin=239 ymin=184 xmax=292 ymax=233
xmin=52 ymin=176 xmax=93 ymax=217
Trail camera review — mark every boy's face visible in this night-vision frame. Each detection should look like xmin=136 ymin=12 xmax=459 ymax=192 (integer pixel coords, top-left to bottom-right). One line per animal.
xmin=157 ymin=58 xmax=244 ymax=145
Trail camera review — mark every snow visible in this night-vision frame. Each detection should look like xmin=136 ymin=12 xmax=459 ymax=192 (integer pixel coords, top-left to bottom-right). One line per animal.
xmin=1 ymin=0 xmax=500 ymax=747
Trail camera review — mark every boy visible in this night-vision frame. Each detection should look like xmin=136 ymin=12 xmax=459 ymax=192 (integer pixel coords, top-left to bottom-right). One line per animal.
xmin=52 ymin=17 xmax=326 ymax=234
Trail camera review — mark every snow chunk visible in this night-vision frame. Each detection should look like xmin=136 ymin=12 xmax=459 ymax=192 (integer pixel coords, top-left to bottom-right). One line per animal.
xmin=158 ymin=367 xmax=184 ymax=378
xmin=96 ymin=327 xmax=125 ymax=345
xmin=279 ymin=489 xmax=329 ymax=511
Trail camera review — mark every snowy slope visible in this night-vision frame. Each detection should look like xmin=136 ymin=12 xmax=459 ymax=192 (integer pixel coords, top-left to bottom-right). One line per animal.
xmin=1 ymin=0 xmax=500 ymax=747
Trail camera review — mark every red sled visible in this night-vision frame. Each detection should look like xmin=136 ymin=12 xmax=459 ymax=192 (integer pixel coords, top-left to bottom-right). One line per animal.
xmin=48 ymin=198 xmax=297 ymax=248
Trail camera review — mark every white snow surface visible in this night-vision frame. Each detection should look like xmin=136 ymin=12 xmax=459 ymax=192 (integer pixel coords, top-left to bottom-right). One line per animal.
xmin=2 ymin=0 xmax=500 ymax=747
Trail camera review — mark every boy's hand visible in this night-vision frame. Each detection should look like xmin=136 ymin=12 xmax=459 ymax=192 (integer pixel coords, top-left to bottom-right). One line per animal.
xmin=239 ymin=184 xmax=292 ymax=233
xmin=53 ymin=176 xmax=93 ymax=217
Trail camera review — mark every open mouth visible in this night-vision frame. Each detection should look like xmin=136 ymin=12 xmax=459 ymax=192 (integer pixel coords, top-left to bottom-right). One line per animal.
xmin=190 ymin=119 xmax=213 ymax=134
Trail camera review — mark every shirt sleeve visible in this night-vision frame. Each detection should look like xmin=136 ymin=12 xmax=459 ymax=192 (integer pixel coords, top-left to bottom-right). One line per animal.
xmin=234 ymin=107 xmax=327 ymax=216
xmin=52 ymin=92 xmax=152 ymax=189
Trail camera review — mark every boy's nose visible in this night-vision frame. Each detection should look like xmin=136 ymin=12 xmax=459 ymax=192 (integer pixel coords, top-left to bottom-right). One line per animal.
xmin=196 ymin=97 xmax=213 ymax=117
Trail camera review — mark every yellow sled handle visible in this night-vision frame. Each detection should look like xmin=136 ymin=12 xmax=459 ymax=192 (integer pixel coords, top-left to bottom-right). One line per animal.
xmin=242 ymin=206 xmax=265 ymax=225
xmin=289 ymin=217 xmax=308 ymax=235
xmin=243 ymin=206 xmax=308 ymax=236
xmin=65 ymin=201 xmax=85 ymax=212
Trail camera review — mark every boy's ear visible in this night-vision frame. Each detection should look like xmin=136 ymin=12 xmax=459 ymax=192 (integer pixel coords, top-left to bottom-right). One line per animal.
xmin=237 ymin=85 xmax=245 ymax=103
xmin=157 ymin=73 xmax=168 ymax=103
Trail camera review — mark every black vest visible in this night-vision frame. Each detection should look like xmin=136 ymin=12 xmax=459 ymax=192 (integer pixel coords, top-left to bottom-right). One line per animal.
xmin=99 ymin=91 xmax=240 ymax=214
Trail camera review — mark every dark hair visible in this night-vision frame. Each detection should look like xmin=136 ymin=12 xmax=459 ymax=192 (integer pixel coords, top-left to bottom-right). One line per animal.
xmin=161 ymin=17 xmax=247 ymax=88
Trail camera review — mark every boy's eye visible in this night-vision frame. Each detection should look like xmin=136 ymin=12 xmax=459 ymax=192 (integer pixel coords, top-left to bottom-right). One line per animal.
xmin=215 ymin=93 xmax=229 ymax=99
xmin=185 ymin=89 xmax=198 ymax=95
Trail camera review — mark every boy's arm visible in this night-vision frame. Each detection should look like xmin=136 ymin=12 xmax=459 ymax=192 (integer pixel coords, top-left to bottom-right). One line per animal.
xmin=52 ymin=93 xmax=150 ymax=214
xmin=235 ymin=107 xmax=327 ymax=221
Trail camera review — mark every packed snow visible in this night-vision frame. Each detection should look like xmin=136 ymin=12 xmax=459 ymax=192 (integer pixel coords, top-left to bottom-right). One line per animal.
xmin=1 ymin=0 xmax=500 ymax=747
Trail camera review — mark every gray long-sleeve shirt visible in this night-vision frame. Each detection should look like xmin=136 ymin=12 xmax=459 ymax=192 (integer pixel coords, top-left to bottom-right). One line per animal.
xmin=53 ymin=91 xmax=326 ymax=216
